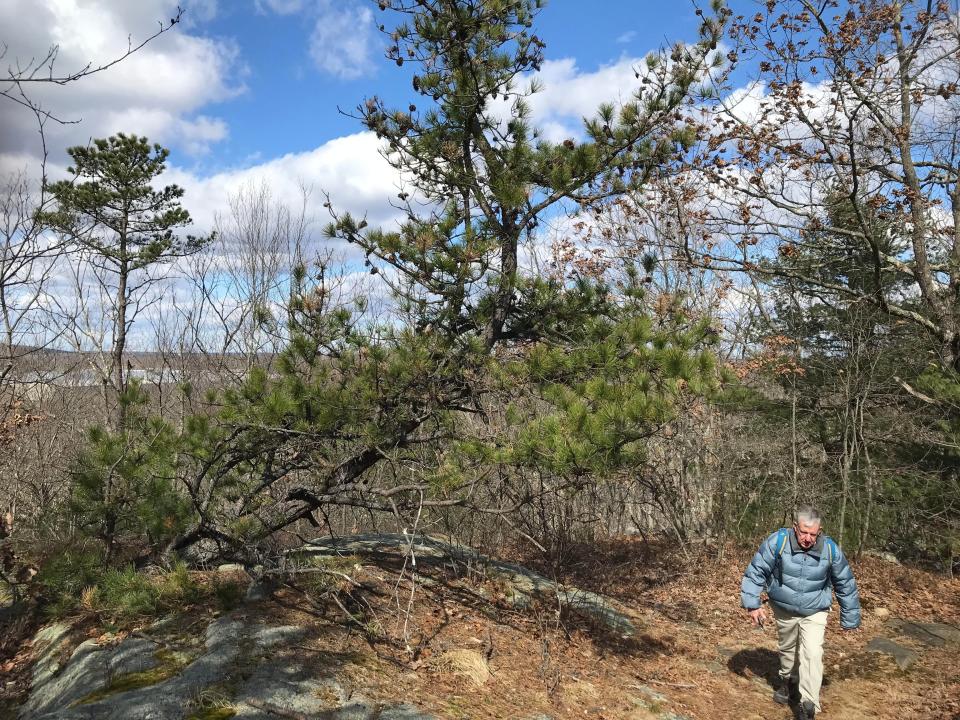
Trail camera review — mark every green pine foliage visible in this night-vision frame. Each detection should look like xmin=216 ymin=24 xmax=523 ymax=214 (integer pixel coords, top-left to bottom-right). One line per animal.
xmin=157 ymin=0 xmax=729 ymax=558
xmin=37 ymin=133 xmax=213 ymax=430
xmin=39 ymin=134 xmax=208 ymax=265
xmin=332 ymin=0 xmax=728 ymax=347
xmin=35 ymin=545 xmax=104 ymax=617
xmin=503 ymin=296 xmax=719 ymax=476
xmin=69 ymin=382 xmax=193 ymax=563
xmin=36 ymin=554 xmax=230 ymax=621
xmin=29 ymin=2 xmax=732 ymax=591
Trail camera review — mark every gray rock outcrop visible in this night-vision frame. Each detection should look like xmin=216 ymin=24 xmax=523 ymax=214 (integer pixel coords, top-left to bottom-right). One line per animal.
xmin=885 ymin=619 xmax=960 ymax=647
xmin=20 ymin=534 xmax=643 ymax=719
xmin=866 ymin=637 xmax=918 ymax=671
xmin=298 ymin=533 xmax=637 ymax=638
xmin=866 ymin=617 xmax=959 ymax=671
xmin=20 ymin=615 xmax=434 ymax=720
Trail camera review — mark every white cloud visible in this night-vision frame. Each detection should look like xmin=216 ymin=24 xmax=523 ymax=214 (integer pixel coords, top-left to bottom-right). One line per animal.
xmin=164 ymin=131 xmax=402 ymax=235
xmin=87 ymin=110 xmax=230 ymax=157
xmin=255 ymin=0 xmax=305 ymax=14
xmin=483 ymin=55 xmax=654 ymax=143
xmin=0 ymin=0 xmax=245 ymax=170
xmin=253 ymin=0 xmax=378 ymax=80
xmin=178 ymin=116 xmax=231 ymax=156
xmin=616 ymin=31 xmax=636 ymax=44
xmin=180 ymin=0 xmax=219 ymax=25
xmin=529 ymin=57 xmax=644 ymax=128
xmin=308 ymin=0 xmax=376 ymax=80
xmin=483 ymin=55 xmax=649 ymax=143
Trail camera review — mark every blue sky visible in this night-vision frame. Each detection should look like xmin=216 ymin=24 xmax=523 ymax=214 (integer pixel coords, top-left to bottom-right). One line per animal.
xmin=0 ymin=0 xmax=757 ymax=234
xmin=185 ymin=1 xmax=711 ymax=173
xmin=0 ymin=0 xmax=763 ymax=350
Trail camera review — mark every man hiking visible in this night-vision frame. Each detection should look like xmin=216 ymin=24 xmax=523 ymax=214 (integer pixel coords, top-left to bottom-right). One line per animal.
xmin=740 ymin=506 xmax=861 ymax=719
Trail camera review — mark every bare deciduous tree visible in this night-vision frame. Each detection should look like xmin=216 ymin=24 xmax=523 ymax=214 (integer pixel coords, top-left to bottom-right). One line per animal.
xmin=695 ymin=0 xmax=960 ymax=371
xmin=0 ymin=8 xmax=183 ymax=177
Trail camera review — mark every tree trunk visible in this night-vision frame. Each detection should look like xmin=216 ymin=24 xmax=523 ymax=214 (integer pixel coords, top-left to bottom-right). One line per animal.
xmin=114 ymin=252 xmax=128 ymax=429
xmin=483 ymin=226 xmax=519 ymax=348
xmin=856 ymin=395 xmax=873 ymax=555
xmin=838 ymin=390 xmax=854 ymax=548
xmin=838 ymin=443 xmax=850 ymax=548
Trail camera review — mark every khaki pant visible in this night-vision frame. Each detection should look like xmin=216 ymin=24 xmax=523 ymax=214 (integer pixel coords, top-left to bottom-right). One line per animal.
xmin=772 ymin=604 xmax=828 ymax=711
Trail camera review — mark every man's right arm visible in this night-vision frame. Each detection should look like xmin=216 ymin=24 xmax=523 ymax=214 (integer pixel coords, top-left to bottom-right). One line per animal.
xmin=740 ymin=532 xmax=779 ymax=610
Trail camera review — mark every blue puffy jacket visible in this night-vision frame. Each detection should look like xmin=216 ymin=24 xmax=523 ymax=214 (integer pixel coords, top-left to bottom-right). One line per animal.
xmin=740 ymin=529 xmax=861 ymax=629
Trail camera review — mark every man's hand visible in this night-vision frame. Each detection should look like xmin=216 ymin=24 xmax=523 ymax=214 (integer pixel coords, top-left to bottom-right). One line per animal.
xmin=747 ymin=608 xmax=767 ymax=627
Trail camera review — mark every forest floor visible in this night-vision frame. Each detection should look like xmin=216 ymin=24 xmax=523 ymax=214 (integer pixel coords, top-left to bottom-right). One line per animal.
xmin=3 ymin=536 xmax=959 ymax=719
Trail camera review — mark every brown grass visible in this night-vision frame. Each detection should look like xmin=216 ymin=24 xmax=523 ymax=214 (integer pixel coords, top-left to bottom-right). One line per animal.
xmin=430 ymin=648 xmax=491 ymax=687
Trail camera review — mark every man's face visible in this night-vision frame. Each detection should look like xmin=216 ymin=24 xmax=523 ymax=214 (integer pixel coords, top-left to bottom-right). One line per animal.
xmin=794 ymin=520 xmax=821 ymax=549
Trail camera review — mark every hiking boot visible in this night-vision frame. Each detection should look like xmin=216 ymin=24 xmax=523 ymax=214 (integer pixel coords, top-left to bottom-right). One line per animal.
xmin=772 ymin=677 xmax=798 ymax=705
xmin=800 ymin=700 xmax=816 ymax=719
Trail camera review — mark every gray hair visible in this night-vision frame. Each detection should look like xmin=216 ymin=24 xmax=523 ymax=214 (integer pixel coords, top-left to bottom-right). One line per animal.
xmin=795 ymin=506 xmax=822 ymax=526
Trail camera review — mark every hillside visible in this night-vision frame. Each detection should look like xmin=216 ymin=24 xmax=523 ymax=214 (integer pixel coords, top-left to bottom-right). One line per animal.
xmin=3 ymin=537 xmax=958 ymax=719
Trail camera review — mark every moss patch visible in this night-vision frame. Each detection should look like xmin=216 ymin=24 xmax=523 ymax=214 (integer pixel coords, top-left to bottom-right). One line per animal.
xmin=832 ymin=650 xmax=911 ymax=681
xmin=0 ymin=578 xmax=13 ymax=606
xmin=185 ymin=707 xmax=237 ymax=720
xmin=185 ymin=681 xmax=239 ymax=720
xmin=73 ymin=650 xmax=187 ymax=706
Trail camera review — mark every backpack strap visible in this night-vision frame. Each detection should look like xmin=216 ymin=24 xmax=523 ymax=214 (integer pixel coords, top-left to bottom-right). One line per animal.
xmin=824 ymin=537 xmax=837 ymax=565
xmin=773 ymin=528 xmax=789 ymax=585
xmin=776 ymin=528 xmax=789 ymax=557
xmin=823 ymin=537 xmax=838 ymax=588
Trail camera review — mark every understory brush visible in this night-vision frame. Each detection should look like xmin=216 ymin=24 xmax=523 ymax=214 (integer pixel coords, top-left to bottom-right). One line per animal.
xmin=37 ymin=550 xmax=245 ymax=622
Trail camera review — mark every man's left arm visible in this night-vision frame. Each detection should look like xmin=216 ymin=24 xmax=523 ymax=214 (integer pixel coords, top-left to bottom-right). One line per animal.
xmin=830 ymin=542 xmax=862 ymax=630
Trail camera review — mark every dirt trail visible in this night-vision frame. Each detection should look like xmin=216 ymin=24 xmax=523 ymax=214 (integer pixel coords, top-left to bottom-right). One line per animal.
xmin=329 ymin=536 xmax=960 ymax=719
xmin=263 ymin=536 xmax=960 ymax=719
xmin=556 ymin=538 xmax=960 ymax=720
